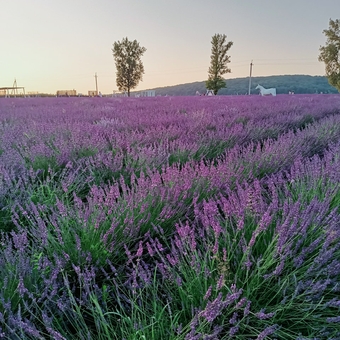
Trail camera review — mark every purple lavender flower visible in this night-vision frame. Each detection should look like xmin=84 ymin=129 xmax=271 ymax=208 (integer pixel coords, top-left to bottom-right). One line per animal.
xmin=203 ymin=286 xmax=212 ymax=301
xmin=216 ymin=274 xmax=225 ymax=291
xmin=136 ymin=241 xmax=143 ymax=258
xmin=255 ymin=309 xmax=276 ymax=320
xmin=229 ymin=325 xmax=239 ymax=336
xmin=146 ymin=241 xmax=155 ymax=257
xmin=326 ymin=316 xmax=340 ymax=323
xmin=17 ymin=277 xmax=28 ymax=297
xmin=200 ymin=292 xmax=224 ymax=322
xmin=256 ymin=325 xmax=278 ymax=339
xmin=229 ymin=312 xmax=238 ymax=325
xmin=244 ymin=300 xmax=251 ymax=316
xmin=235 ymin=297 xmax=247 ymax=309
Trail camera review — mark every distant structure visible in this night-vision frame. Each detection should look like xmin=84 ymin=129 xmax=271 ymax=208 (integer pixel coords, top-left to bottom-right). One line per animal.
xmin=112 ymin=91 xmax=128 ymax=97
xmin=139 ymin=90 xmax=155 ymax=97
xmin=194 ymin=90 xmax=215 ymax=96
xmin=27 ymin=91 xmax=40 ymax=97
xmin=56 ymin=90 xmax=77 ymax=97
xmin=0 ymin=79 xmax=26 ymax=97
xmin=88 ymin=90 xmax=98 ymax=97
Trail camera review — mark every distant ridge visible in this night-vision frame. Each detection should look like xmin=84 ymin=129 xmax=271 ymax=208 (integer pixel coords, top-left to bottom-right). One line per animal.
xmin=140 ymin=75 xmax=338 ymax=96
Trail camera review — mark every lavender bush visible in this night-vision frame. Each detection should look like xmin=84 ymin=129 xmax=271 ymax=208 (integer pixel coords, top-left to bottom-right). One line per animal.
xmin=0 ymin=94 xmax=339 ymax=339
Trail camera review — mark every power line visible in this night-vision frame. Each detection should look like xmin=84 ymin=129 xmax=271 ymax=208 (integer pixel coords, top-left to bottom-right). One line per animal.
xmin=255 ymin=62 xmax=319 ymax=66
xmin=41 ymin=57 xmax=320 ymax=81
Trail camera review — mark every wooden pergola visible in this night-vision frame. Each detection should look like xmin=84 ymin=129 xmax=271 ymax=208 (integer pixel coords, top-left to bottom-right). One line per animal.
xmin=0 ymin=86 xmax=26 ymax=97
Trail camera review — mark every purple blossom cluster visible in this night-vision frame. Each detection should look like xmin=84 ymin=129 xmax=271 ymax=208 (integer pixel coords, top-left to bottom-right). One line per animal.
xmin=0 ymin=95 xmax=340 ymax=338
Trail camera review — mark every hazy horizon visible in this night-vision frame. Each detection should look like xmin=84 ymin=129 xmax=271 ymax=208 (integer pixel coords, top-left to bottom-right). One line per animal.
xmin=2 ymin=0 xmax=339 ymax=94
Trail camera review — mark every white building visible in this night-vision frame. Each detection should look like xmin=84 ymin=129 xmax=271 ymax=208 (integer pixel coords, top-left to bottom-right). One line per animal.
xmin=140 ymin=90 xmax=155 ymax=97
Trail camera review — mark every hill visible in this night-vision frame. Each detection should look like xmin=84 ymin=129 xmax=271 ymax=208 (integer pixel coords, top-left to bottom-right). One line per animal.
xmin=141 ymin=75 xmax=338 ymax=96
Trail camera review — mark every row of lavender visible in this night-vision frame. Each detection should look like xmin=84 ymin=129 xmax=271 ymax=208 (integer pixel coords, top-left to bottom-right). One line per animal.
xmin=1 ymin=95 xmax=339 ymax=209
xmin=2 ymin=96 xmax=340 ymax=233
xmin=1 ymin=95 xmax=339 ymax=171
xmin=0 ymin=95 xmax=340 ymax=338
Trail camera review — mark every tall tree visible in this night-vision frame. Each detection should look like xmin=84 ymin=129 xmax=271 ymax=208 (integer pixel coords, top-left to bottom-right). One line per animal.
xmin=206 ymin=34 xmax=233 ymax=95
xmin=319 ymin=18 xmax=340 ymax=92
xmin=112 ymin=37 xmax=147 ymax=97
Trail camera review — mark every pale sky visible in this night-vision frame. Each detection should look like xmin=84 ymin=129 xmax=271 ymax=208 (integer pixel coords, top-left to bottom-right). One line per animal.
xmin=1 ymin=0 xmax=339 ymax=94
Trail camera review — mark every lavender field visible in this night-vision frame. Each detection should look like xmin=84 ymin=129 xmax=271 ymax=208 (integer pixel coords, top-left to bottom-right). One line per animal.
xmin=1 ymin=95 xmax=340 ymax=339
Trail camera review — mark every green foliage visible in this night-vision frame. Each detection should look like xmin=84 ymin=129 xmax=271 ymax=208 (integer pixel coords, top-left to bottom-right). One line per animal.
xmin=112 ymin=37 xmax=147 ymax=97
xmin=206 ymin=33 xmax=233 ymax=95
xmin=205 ymin=77 xmax=226 ymax=95
xmin=30 ymin=183 xmax=58 ymax=206
xmin=319 ymin=18 xmax=340 ymax=92
xmin=168 ymin=150 xmax=190 ymax=167
xmin=0 ymin=209 xmax=15 ymax=232
xmin=72 ymin=147 xmax=98 ymax=160
xmin=195 ymin=140 xmax=232 ymax=162
xmin=296 ymin=114 xmax=315 ymax=130
xmin=0 ymin=244 xmax=43 ymax=317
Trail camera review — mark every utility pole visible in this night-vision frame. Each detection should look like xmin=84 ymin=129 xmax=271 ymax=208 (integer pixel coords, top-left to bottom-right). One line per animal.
xmin=94 ymin=73 xmax=98 ymax=95
xmin=12 ymin=79 xmax=18 ymax=97
xmin=248 ymin=61 xmax=253 ymax=95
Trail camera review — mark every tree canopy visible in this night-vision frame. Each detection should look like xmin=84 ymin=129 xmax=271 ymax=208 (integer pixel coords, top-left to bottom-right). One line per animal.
xmin=206 ymin=34 xmax=233 ymax=95
xmin=319 ymin=18 xmax=340 ymax=92
xmin=112 ymin=37 xmax=147 ymax=96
